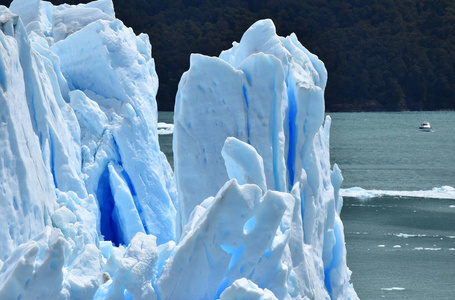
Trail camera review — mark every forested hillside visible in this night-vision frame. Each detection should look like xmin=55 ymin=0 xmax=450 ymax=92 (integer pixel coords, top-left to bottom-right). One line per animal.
xmin=3 ymin=0 xmax=454 ymax=111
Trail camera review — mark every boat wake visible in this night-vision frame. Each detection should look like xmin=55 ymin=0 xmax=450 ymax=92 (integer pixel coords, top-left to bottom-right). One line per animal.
xmin=340 ymin=186 xmax=455 ymax=199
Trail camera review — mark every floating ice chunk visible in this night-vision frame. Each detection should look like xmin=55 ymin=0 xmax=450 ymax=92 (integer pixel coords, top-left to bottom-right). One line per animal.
xmin=413 ymin=247 xmax=441 ymax=251
xmin=340 ymin=186 xmax=455 ymax=199
xmin=222 ymin=137 xmax=267 ymax=191
xmin=219 ymin=278 xmax=278 ymax=300
xmin=395 ymin=233 xmax=428 ymax=238
xmin=381 ymin=287 xmax=406 ymax=291
xmin=427 ymin=248 xmax=440 ymax=251
xmin=157 ymin=122 xmax=174 ymax=135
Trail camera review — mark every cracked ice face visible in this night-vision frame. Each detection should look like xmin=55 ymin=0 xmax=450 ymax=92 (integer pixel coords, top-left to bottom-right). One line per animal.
xmin=0 ymin=1 xmax=357 ymax=298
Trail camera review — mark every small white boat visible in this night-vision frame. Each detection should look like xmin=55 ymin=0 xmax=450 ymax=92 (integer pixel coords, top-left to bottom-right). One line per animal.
xmin=419 ymin=121 xmax=431 ymax=131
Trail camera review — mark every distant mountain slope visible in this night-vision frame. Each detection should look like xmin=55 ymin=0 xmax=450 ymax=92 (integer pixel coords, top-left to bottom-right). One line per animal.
xmin=2 ymin=0 xmax=454 ymax=111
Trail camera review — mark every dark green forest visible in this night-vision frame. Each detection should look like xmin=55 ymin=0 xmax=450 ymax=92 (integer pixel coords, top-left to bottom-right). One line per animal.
xmin=2 ymin=0 xmax=455 ymax=111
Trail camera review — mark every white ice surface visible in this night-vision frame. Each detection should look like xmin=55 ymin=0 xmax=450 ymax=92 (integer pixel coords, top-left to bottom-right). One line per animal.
xmin=0 ymin=1 xmax=174 ymax=298
xmin=0 ymin=2 xmax=357 ymax=299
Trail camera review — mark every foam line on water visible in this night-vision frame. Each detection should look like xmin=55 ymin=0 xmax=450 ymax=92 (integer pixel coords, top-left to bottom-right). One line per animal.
xmin=340 ymin=186 xmax=455 ymax=199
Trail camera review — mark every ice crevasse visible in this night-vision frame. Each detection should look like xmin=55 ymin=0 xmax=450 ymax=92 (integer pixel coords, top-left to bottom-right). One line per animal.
xmin=0 ymin=0 xmax=358 ymax=299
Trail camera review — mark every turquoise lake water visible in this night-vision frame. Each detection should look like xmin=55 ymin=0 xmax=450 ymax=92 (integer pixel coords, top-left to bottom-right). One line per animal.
xmin=158 ymin=111 xmax=455 ymax=299
xmin=329 ymin=111 xmax=455 ymax=191
xmin=329 ymin=111 xmax=455 ymax=299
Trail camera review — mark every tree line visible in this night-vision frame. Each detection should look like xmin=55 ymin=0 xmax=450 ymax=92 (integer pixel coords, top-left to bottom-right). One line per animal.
xmin=2 ymin=0 xmax=454 ymax=111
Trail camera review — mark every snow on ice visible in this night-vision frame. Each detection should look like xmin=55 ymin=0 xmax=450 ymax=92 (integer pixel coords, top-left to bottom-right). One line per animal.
xmin=0 ymin=0 xmax=357 ymax=299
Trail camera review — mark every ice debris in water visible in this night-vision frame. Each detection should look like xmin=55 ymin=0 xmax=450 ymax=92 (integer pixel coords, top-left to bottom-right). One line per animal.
xmin=157 ymin=122 xmax=174 ymax=135
xmin=0 ymin=0 xmax=357 ymax=299
xmin=340 ymin=186 xmax=455 ymax=199
xmin=381 ymin=287 xmax=406 ymax=291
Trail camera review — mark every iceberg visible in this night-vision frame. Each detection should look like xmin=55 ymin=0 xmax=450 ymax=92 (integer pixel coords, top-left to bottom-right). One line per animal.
xmin=0 ymin=0 xmax=357 ymax=299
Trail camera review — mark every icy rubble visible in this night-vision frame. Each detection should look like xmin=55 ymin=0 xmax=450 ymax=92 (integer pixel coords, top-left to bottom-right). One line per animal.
xmin=0 ymin=0 xmax=357 ymax=299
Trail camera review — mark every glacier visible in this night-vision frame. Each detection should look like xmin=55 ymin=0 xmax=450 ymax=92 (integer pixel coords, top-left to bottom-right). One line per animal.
xmin=0 ymin=0 xmax=357 ymax=299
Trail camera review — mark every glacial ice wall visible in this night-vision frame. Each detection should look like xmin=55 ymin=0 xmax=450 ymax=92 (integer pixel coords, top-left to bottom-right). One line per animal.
xmin=8 ymin=0 xmax=177 ymax=246
xmin=0 ymin=0 xmax=357 ymax=299
xmin=0 ymin=0 xmax=175 ymax=298
xmin=173 ymin=19 xmax=357 ymax=299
